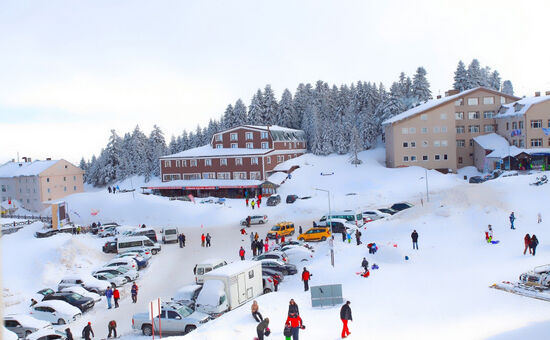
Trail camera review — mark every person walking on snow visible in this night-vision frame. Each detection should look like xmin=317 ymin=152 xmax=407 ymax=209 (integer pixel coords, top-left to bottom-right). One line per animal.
xmin=538 ymin=213 xmax=542 ymax=224
xmin=346 ymin=232 xmax=351 ymax=244
xmin=288 ymin=299 xmax=300 ymax=315
xmin=361 ymin=257 xmax=369 ymax=272
xmin=239 ymin=246 xmax=245 ymax=260
xmin=181 ymin=233 xmax=186 ymax=247
xmin=251 ymin=300 xmax=263 ymax=322
xmin=256 ymin=317 xmax=269 ymax=340
xmin=340 ymin=301 xmax=352 ymax=338
xmin=281 ymin=234 xmax=286 ymax=243
xmin=285 ymin=312 xmax=303 ymax=340
xmin=302 ymin=267 xmax=311 ymax=291
xmin=510 ymin=212 xmax=516 ymax=230
xmin=341 ymin=230 xmax=346 ymax=242
xmin=107 ymin=320 xmax=117 ymax=338
xmin=178 ymin=234 xmax=183 ymax=248
xmin=251 ymin=200 xmax=255 ymax=209
xmin=257 ymin=199 xmax=261 ymax=209
xmin=275 ymin=233 xmax=279 ymax=244
xmin=250 ymin=232 xmax=255 ymax=244
xmin=65 ymin=328 xmax=73 ymax=340
xmin=355 ymin=229 xmax=362 ymax=245
xmin=131 ymin=282 xmax=138 ymax=303
xmin=206 ymin=233 xmax=211 ymax=247
xmin=530 ymin=235 xmax=539 ymax=256
xmin=524 ymin=234 xmax=532 ymax=255
xmin=82 ymin=322 xmax=94 ymax=340
xmin=255 ymin=232 xmax=259 ymax=241
xmin=259 ymin=239 xmax=264 ymax=254
xmin=112 ymin=186 xmax=116 ymax=194
xmin=264 ymin=240 xmax=269 ymax=253
xmin=105 ymin=287 xmax=113 ymax=309
xmin=252 ymin=240 xmax=258 ymax=256
xmin=201 ymin=233 xmax=205 ymax=247
xmin=246 ymin=198 xmax=249 ymax=207
xmin=411 ymin=230 xmax=419 ymax=250
xmin=299 ymin=226 xmax=303 ymax=234
xmin=108 ymin=186 xmax=112 ymax=194
xmin=113 ymin=288 xmax=120 ymax=308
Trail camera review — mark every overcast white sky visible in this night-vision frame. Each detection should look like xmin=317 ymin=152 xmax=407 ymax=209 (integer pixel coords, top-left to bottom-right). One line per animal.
xmin=1 ymin=0 xmax=549 ymax=164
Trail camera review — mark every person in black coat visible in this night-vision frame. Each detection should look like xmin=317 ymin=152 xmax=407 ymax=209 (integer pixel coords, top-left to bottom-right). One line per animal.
xmin=530 ymin=235 xmax=539 ymax=256
xmin=65 ymin=328 xmax=73 ymax=340
xmin=256 ymin=317 xmax=269 ymax=340
xmin=288 ymin=299 xmax=299 ymax=315
xmin=182 ymin=233 xmax=186 ymax=247
xmin=411 ymin=230 xmax=419 ymax=250
xmin=361 ymin=257 xmax=369 ymax=271
xmin=340 ymin=301 xmax=352 ymax=338
xmin=341 ymin=231 xmax=346 ymax=242
xmin=82 ymin=322 xmax=94 ymax=340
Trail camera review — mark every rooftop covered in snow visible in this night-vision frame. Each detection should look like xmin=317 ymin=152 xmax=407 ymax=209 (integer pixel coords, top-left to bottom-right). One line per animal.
xmin=161 ymin=144 xmax=273 ymax=159
xmin=497 ymin=95 xmax=550 ymax=118
xmin=0 ymin=160 xmax=58 ymax=178
xmin=473 ymin=133 xmax=510 ymax=151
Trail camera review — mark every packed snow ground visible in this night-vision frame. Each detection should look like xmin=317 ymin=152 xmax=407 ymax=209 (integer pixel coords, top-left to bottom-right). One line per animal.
xmin=3 ymin=147 xmax=550 ymax=340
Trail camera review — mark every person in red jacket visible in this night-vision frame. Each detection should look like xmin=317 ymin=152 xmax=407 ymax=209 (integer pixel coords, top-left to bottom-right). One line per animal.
xmin=281 ymin=234 xmax=286 ymax=243
xmin=302 ymin=267 xmax=311 ymax=291
xmin=113 ymin=287 xmax=120 ymax=308
xmin=524 ymin=234 xmax=532 ymax=255
xmin=285 ymin=312 xmax=303 ymax=340
xmin=201 ymin=233 xmax=206 ymax=247
xmin=239 ymin=246 xmax=245 ymax=260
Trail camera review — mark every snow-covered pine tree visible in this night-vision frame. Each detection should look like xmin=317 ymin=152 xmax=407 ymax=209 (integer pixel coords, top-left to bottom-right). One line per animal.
xmin=489 ymin=71 xmax=501 ymax=91
xmin=453 ymin=60 xmax=468 ymax=91
xmin=145 ymin=125 xmax=167 ymax=181
xmin=275 ymin=89 xmax=294 ymax=127
xmin=248 ymin=90 xmax=263 ymax=125
xmin=178 ymin=130 xmax=189 ymax=151
xmin=130 ymin=125 xmax=149 ymax=177
xmin=261 ymin=84 xmax=278 ymax=125
xmin=118 ymin=132 xmax=133 ymax=179
xmin=85 ymin=155 xmax=98 ymax=185
xmin=412 ymin=66 xmax=432 ymax=102
xmin=233 ymin=99 xmax=248 ymax=127
xmin=79 ymin=158 xmax=88 ymax=183
xmin=466 ymin=59 xmax=482 ymax=89
xmin=502 ymin=80 xmax=514 ymax=96
xmin=168 ymin=135 xmax=179 ymax=154
xmin=222 ymin=104 xmax=235 ymax=128
xmin=349 ymin=126 xmax=362 ymax=166
xmin=292 ymin=83 xmax=313 ymax=130
xmin=100 ymin=129 xmax=123 ymax=184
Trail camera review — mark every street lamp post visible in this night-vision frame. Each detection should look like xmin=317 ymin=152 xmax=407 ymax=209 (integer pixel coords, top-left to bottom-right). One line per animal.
xmin=420 ymin=169 xmax=430 ymax=203
xmin=315 ymin=188 xmax=334 ymax=266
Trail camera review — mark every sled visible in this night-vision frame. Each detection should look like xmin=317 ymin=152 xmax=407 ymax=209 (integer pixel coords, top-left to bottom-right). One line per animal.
xmin=491 ymin=240 xmax=500 ymax=244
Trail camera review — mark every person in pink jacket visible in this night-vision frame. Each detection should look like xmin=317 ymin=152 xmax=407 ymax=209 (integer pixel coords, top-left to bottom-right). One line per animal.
xmin=264 ymin=241 xmax=269 ymax=253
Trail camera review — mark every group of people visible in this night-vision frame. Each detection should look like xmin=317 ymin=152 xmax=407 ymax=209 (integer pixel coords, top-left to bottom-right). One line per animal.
xmin=107 ymin=185 xmax=120 ymax=194
xmin=524 ymin=234 xmax=539 ymax=256
xmin=105 ymin=282 xmax=139 ymax=309
xmin=486 ymin=213 xmax=542 ymax=256
xmin=250 ymin=232 xmax=265 ymax=256
xmin=70 ymin=320 xmax=118 ymax=340
xmin=245 ymin=193 xmax=263 ymax=209
xmin=200 ymin=233 xmax=212 ymax=247
xmin=177 ymin=233 xmax=186 ymax=247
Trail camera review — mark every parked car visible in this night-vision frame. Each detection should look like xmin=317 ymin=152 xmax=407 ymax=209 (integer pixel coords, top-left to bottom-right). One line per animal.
xmin=26 ymin=328 xmax=67 ymax=340
xmin=390 ymin=202 xmax=414 ymax=212
xmin=377 ymin=208 xmax=398 ymax=215
xmin=267 ymin=222 xmax=295 ymax=239
xmin=57 ymin=225 xmax=77 ymax=234
xmin=102 ymin=241 xmax=117 ymax=254
xmin=262 ymin=275 xmax=276 ymax=294
xmin=130 ymin=228 xmax=158 ymax=243
xmin=92 ymin=266 xmax=139 ymax=282
xmin=266 ymin=195 xmax=281 ymax=206
xmin=35 ymin=288 xmax=55 ymax=301
xmin=298 ymin=226 xmax=331 ymax=242
xmin=92 ymin=272 xmax=127 ymax=288
xmin=501 ymin=170 xmax=519 ymax=177
xmin=29 ymin=300 xmax=81 ymax=325
xmin=172 ymin=285 xmax=202 ymax=309
xmin=262 ymin=268 xmax=284 ymax=282
xmin=161 ymin=227 xmax=179 ymax=244
xmin=278 ymin=246 xmax=314 ymax=262
xmin=115 ymin=253 xmax=149 ymax=269
xmin=4 ymin=315 xmax=53 ymax=339
xmin=240 ymin=215 xmax=268 ymax=226
xmin=42 ymin=292 xmax=95 ymax=313
xmin=318 ymin=219 xmax=355 ymax=234
xmin=286 ymin=195 xmax=299 ymax=204
xmin=275 ymin=240 xmax=313 ymax=250
xmin=253 ymin=251 xmax=288 ymax=263
xmin=118 ymin=248 xmax=153 ymax=261
xmin=3 ymin=327 xmax=18 ymax=340
xmin=132 ymin=302 xmax=210 ymax=336
xmin=469 ymin=176 xmax=485 ymax=183
xmin=59 ymin=286 xmax=101 ymax=303
xmin=362 ymin=210 xmax=387 ymax=221
xmin=57 ymin=276 xmax=109 ymax=295
xmin=259 ymin=259 xmax=297 ymax=275
xmin=103 ymin=257 xmax=139 ymax=271
xmin=98 ymin=226 xmax=118 ymax=238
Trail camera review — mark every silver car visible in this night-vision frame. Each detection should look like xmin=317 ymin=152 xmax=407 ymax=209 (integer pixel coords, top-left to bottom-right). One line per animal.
xmin=4 ymin=315 xmax=52 ymax=338
xmin=92 ymin=267 xmax=138 ymax=282
xmin=132 ymin=303 xmax=210 ymax=336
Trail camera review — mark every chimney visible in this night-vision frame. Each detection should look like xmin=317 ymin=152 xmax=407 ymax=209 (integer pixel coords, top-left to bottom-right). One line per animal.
xmin=546 ymin=91 xmax=550 ymax=96
xmin=535 ymin=91 xmax=541 ymax=97
xmin=437 ymin=95 xmax=442 ymax=99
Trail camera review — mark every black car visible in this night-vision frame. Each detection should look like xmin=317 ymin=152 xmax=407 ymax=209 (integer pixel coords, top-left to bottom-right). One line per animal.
xmin=469 ymin=176 xmax=485 ymax=183
xmin=286 ymin=195 xmax=299 ymax=204
xmin=322 ymin=221 xmax=350 ymax=234
xmin=35 ymin=229 xmax=59 ymax=238
xmin=102 ymin=241 xmax=117 ymax=253
xmin=260 ymin=261 xmax=297 ymax=276
xmin=378 ymin=208 xmax=398 ymax=215
xmin=390 ymin=202 xmax=413 ymax=212
xmin=267 ymin=195 xmax=281 ymax=206
xmin=36 ymin=288 xmax=55 ymax=300
xmin=43 ymin=292 xmax=95 ymax=312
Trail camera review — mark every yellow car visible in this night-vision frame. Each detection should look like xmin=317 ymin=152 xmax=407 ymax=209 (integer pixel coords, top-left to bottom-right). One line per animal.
xmin=267 ymin=222 xmax=295 ymax=239
xmin=298 ymin=227 xmax=331 ymax=242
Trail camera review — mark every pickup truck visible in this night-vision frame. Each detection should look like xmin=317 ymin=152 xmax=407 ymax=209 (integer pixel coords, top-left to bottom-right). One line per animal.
xmin=132 ymin=302 xmax=210 ymax=336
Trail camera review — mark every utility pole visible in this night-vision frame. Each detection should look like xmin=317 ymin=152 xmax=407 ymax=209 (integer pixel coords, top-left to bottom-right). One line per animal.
xmin=315 ymin=188 xmax=333 ymax=266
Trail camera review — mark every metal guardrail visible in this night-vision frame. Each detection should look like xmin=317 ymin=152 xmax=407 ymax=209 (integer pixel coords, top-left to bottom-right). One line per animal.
xmin=1 ymin=214 xmax=52 ymax=223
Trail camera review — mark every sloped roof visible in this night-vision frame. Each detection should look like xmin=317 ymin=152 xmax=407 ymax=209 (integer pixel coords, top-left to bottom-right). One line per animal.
xmin=473 ymin=133 xmax=510 ymax=151
xmin=161 ymin=145 xmax=273 ymax=159
xmin=267 ymin=172 xmax=288 ymax=186
xmin=497 ymin=95 xmax=550 ymax=118
xmin=0 ymin=160 xmax=58 ymax=177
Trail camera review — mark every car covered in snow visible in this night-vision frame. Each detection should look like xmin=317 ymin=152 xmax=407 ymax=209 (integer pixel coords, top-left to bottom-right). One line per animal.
xmin=117 ymin=248 xmax=153 ymax=261
xmin=240 ymin=215 xmax=268 ymax=226
xmin=390 ymin=202 xmax=414 ymax=212
xmin=286 ymin=195 xmax=299 ymax=204
xmin=377 ymin=208 xmax=398 ymax=215
xmin=259 ymin=259 xmax=297 ymax=275
xmin=103 ymin=257 xmax=139 ymax=271
xmin=172 ymin=285 xmax=202 ymax=309
xmin=253 ymin=250 xmax=288 ymax=263
xmin=114 ymin=253 xmax=149 ymax=269
xmin=92 ymin=266 xmax=139 ymax=282
xmin=98 ymin=226 xmax=119 ymax=238
xmin=4 ymin=315 xmax=53 ymax=339
xmin=92 ymin=272 xmax=127 ymax=287
xmin=42 ymin=292 xmax=95 ymax=312
xmin=29 ymin=300 xmax=81 ymax=325
xmin=26 ymin=328 xmax=67 ymax=340
xmin=57 ymin=275 xmax=109 ymax=295
xmin=469 ymin=176 xmax=485 ymax=184
xmin=362 ymin=210 xmax=388 ymax=221
xmin=278 ymin=246 xmax=314 ymax=263
xmin=59 ymin=286 xmax=101 ymax=303
xmin=132 ymin=302 xmax=210 ymax=336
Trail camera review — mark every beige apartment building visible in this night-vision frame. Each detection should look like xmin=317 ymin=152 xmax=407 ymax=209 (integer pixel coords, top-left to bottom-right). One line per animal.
xmin=383 ymin=87 xmax=519 ymax=171
xmin=0 ymin=159 xmax=84 ymax=212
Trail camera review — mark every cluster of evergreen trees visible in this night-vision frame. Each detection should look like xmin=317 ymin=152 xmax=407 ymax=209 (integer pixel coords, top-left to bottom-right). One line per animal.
xmin=82 ymin=60 xmax=514 ymax=186
xmin=453 ymin=59 xmax=514 ymax=95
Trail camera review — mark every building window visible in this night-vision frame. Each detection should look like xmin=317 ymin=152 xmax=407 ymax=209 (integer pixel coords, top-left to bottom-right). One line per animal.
xmin=434 ymin=140 xmax=440 ymax=147
xmin=176 ymin=160 xmax=181 ymax=167
xmin=435 ymin=155 xmax=440 ymax=160
xmin=231 ymin=143 xmax=238 ymax=148
xmin=261 ymin=131 xmax=268 ymax=139
xmin=261 ymin=142 xmax=269 ymax=149
xmin=182 ymin=160 xmax=187 ymax=167
xmin=403 ymin=156 xmax=409 ymax=162
xmin=420 ymin=114 xmax=427 ymax=121
xmin=230 ymin=133 xmax=238 ymax=141
xmin=205 ymin=159 xmax=212 ymax=166
xmin=64 ymin=186 xmax=67 ymax=192
xmin=500 ymin=97 xmax=506 ymax=104
xmin=190 ymin=159 xmax=197 ymax=167
xmin=215 ymin=134 xmax=222 ymax=142
xmin=506 ymin=122 xmax=510 ymax=130
xmin=422 ymin=140 xmax=428 ymax=147
xmin=235 ymin=158 xmax=243 ymax=166
xmin=512 ymin=139 xmax=518 ymax=146
xmin=164 ymin=160 xmax=171 ymax=168
xmin=469 ymin=139 xmax=474 ymax=147
xmin=483 ymin=96 xmax=495 ymax=105
xmin=246 ymin=142 xmax=253 ymax=149
xmin=202 ymin=172 xmax=215 ymax=179
xmin=455 ymin=99 xmax=464 ymax=106
xmin=458 ymin=157 xmax=463 ymax=164
xmin=441 ymin=127 xmax=448 ymax=133
xmin=440 ymin=113 xmax=447 ymax=120
xmin=47 ymin=188 xmax=50 ymax=193
xmin=467 ymin=98 xmax=479 ymax=106
xmin=403 ymin=142 xmax=408 ymax=148
xmin=441 ymin=140 xmax=448 ymax=147
xmin=455 ymin=112 xmax=464 ymax=120
xmin=233 ymin=172 xmax=247 ymax=180
xmin=468 ymin=125 xmax=480 ymax=133
xmin=217 ymin=172 xmax=231 ymax=179
xmin=182 ymin=173 xmax=200 ymax=180
xmin=410 ymin=142 xmax=416 ymax=148
xmin=531 ymin=138 xmax=543 ymax=147
xmin=266 ymin=156 xmax=271 ymax=164
xmin=422 ymin=155 xmax=428 ymax=161
xmin=519 ymin=139 xmax=525 ymax=147
xmin=251 ymin=157 xmax=259 ymax=165
xmin=433 ymin=127 xmax=440 ymax=133
xmin=73 ymin=186 xmax=77 ymax=191
xmin=409 ymin=127 xmax=416 ymax=134
xmin=411 ymin=156 xmax=417 ymax=161
xmin=483 ymin=111 xmax=494 ymax=119
xmin=250 ymin=171 xmax=261 ymax=180
xmin=456 ymin=126 xmax=465 ymax=134
xmin=512 ymin=122 xmax=518 ymax=129
xmin=47 ymin=178 xmax=50 ymax=182
xmin=277 ymin=155 xmax=284 ymax=163
xmin=421 ymin=127 xmax=428 ymax=134
xmin=402 ymin=128 xmax=408 ymax=134
xmin=531 ymin=120 xmax=542 ymax=128
xmin=468 ymin=111 xmax=480 ymax=119
xmin=246 ymin=132 xmax=253 ymax=140
xmin=218 ymin=158 xmax=227 ymax=166
xmin=484 ymin=125 xmax=494 ymax=133
xmin=519 ymin=121 xmax=524 ymax=129
xmin=216 ymin=144 xmax=222 ymax=149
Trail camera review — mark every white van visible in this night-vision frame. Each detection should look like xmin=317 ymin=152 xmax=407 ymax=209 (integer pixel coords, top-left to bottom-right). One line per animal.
xmin=195 ymin=259 xmax=228 ymax=284
xmin=117 ymin=236 xmax=162 ymax=255
xmin=161 ymin=227 xmax=179 ymax=244
xmin=319 ymin=209 xmax=364 ymax=227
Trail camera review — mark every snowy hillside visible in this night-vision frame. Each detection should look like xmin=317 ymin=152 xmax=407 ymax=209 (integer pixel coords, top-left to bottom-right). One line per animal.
xmin=3 ymin=147 xmax=550 ymax=340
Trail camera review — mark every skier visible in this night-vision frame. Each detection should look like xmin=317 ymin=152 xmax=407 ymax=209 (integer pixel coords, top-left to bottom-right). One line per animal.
xmin=355 ymin=229 xmax=362 ymax=245
xmin=239 ymin=246 xmax=245 ymax=260
xmin=181 ymin=233 xmax=186 ymax=247
xmin=361 ymin=257 xmax=369 ymax=272
xmin=340 ymin=301 xmax=352 ymax=338
xmin=105 ymin=286 xmax=113 ymax=309
xmin=107 ymin=320 xmax=117 ymax=338
xmin=256 ymin=317 xmax=270 ymax=340
xmin=510 ymin=212 xmax=516 ymax=230
xmin=201 ymin=233 xmax=205 ymax=247
xmin=113 ymin=288 xmax=120 ymax=308
xmin=131 ymin=282 xmax=138 ymax=303
xmin=206 ymin=233 xmax=211 ymax=247
xmin=302 ymin=267 xmax=311 ymax=291
xmin=65 ymin=328 xmax=73 ymax=340
xmin=530 ymin=235 xmax=539 ymax=256
xmin=285 ymin=312 xmax=304 ymax=340
xmin=82 ymin=322 xmax=94 ymax=340
xmin=288 ymin=299 xmax=300 ymax=315
xmin=411 ymin=230 xmax=419 ymax=250
xmin=538 ymin=213 xmax=542 ymax=224
xmin=524 ymin=234 xmax=532 ymax=255
xmin=108 ymin=187 xmax=112 ymax=194
xmin=251 ymin=200 xmax=255 ymax=210
xmin=251 ymin=300 xmax=263 ymax=322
